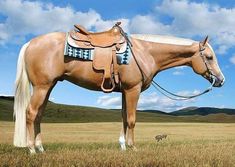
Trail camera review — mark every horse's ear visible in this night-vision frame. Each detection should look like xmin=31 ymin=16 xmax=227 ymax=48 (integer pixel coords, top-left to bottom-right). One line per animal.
xmin=199 ymin=36 xmax=209 ymax=50
xmin=201 ymin=36 xmax=209 ymax=47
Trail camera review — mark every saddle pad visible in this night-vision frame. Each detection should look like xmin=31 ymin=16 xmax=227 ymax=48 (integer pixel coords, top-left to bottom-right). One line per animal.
xmin=116 ymin=43 xmax=131 ymax=65
xmin=64 ymin=36 xmax=131 ymax=65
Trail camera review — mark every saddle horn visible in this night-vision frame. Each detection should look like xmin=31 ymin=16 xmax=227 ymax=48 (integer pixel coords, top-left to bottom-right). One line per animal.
xmin=115 ymin=22 xmax=121 ymax=26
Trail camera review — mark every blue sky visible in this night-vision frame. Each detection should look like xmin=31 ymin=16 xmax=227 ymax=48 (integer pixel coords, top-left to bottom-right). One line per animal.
xmin=0 ymin=0 xmax=235 ymax=112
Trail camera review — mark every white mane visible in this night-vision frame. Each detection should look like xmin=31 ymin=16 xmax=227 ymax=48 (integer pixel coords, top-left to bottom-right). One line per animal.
xmin=131 ymin=34 xmax=196 ymax=46
xmin=207 ymin=43 xmax=216 ymax=56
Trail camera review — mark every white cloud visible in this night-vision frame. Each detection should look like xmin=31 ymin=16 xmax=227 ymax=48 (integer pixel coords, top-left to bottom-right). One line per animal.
xmin=156 ymin=0 xmax=235 ymax=35
xmin=49 ymin=97 xmax=55 ymax=102
xmin=173 ymin=71 xmax=184 ymax=76
xmin=129 ymin=15 xmax=170 ymax=34
xmin=172 ymin=66 xmax=188 ymax=75
xmin=218 ymin=105 xmax=225 ymax=109
xmin=137 ymin=92 xmax=182 ymax=111
xmin=128 ymin=0 xmax=235 ymax=54
xmin=177 ymin=90 xmax=200 ymax=96
xmin=95 ymin=18 xmax=129 ymax=32
xmin=0 ymin=24 xmax=8 ymax=44
xmin=0 ymin=92 xmax=14 ymax=96
xmin=0 ymin=0 xmax=127 ymax=44
xmin=174 ymin=66 xmax=187 ymax=70
xmin=97 ymin=95 xmax=121 ymax=108
xmin=96 ymin=91 xmax=199 ymax=112
xmin=1 ymin=0 xmax=235 ymax=54
xmin=216 ymin=45 xmax=229 ymax=55
xmin=176 ymin=90 xmax=200 ymax=103
xmin=229 ymin=55 xmax=235 ymax=65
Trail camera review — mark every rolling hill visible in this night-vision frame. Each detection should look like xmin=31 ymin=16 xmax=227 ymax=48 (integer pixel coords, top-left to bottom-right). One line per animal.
xmin=0 ymin=96 xmax=235 ymax=123
xmin=171 ymin=107 xmax=235 ymax=116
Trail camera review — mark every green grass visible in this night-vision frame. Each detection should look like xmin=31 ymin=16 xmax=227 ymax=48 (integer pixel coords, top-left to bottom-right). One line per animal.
xmin=1 ymin=122 xmax=235 ymax=167
xmin=1 ymin=96 xmax=235 ymax=123
xmin=1 ymin=142 xmax=234 ymax=167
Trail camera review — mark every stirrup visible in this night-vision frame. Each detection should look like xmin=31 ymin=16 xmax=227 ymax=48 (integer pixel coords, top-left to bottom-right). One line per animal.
xmin=101 ymin=78 xmax=116 ymax=93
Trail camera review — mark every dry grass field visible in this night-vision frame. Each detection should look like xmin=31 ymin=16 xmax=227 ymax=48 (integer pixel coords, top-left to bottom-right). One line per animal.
xmin=1 ymin=121 xmax=235 ymax=167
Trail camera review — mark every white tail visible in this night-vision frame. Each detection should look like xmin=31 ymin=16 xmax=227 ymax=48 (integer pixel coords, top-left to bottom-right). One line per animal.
xmin=13 ymin=42 xmax=31 ymax=147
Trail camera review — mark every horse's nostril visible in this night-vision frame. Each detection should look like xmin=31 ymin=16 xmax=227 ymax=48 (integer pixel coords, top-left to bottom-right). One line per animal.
xmin=216 ymin=78 xmax=225 ymax=87
xmin=221 ymin=78 xmax=225 ymax=86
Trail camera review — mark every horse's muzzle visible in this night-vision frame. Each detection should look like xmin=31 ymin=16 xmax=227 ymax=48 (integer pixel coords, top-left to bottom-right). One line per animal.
xmin=212 ymin=75 xmax=225 ymax=87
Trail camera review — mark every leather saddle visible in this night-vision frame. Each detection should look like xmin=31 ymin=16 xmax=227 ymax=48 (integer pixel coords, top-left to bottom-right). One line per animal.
xmin=68 ymin=22 xmax=126 ymax=93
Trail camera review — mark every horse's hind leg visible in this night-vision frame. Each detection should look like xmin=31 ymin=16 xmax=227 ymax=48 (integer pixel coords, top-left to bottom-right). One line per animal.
xmin=34 ymin=99 xmax=47 ymax=153
xmin=26 ymin=84 xmax=53 ymax=154
xmin=34 ymin=85 xmax=55 ymax=153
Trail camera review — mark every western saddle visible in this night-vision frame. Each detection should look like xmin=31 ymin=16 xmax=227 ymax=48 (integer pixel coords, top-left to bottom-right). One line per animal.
xmin=69 ymin=22 xmax=128 ymax=93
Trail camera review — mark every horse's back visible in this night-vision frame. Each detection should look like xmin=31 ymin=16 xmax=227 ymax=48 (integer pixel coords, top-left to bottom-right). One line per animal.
xmin=29 ymin=32 xmax=66 ymax=48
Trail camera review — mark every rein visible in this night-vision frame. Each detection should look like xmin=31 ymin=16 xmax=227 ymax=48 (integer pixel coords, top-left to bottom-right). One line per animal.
xmin=129 ymin=39 xmax=215 ymax=101
xmin=151 ymin=78 xmax=215 ymax=100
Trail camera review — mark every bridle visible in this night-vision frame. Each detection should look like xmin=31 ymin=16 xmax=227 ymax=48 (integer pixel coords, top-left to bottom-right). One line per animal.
xmin=130 ymin=40 xmax=216 ymax=101
xmin=199 ymin=44 xmax=217 ymax=85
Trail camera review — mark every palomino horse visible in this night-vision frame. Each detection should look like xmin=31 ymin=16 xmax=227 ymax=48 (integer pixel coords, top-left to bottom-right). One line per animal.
xmin=13 ymin=29 xmax=225 ymax=153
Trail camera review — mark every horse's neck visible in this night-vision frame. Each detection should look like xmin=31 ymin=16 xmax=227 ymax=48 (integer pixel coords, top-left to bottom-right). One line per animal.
xmin=149 ymin=42 xmax=198 ymax=72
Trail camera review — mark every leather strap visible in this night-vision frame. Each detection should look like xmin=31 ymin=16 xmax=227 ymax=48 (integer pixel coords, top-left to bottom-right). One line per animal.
xmin=112 ymin=46 xmax=119 ymax=84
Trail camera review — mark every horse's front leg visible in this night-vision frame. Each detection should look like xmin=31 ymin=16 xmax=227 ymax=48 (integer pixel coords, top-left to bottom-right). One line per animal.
xmin=121 ymin=84 xmax=141 ymax=150
xmin=119 ymin=92 xmax=127 ymax=150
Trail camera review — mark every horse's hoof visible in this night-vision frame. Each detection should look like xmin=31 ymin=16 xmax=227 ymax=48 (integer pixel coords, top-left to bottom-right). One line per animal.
xmin=132 ymin=146 xmax=138 ymax=151
xmin=28 ymin=147 xmax=36 ymax=154
xmin=36 ymin=145 xmax=45 ymax=153
xmin=127 ymin=145 xmax=138 ymax=151
xmin=119 ymin=136 xmax=126 ymax=151
xmin=120 ymin=143 xmax=126 ymax=151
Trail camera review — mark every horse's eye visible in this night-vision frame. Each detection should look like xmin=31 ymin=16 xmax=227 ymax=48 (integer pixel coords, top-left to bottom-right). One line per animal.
xmin=206 ymin=55 xmax=213 ymax=60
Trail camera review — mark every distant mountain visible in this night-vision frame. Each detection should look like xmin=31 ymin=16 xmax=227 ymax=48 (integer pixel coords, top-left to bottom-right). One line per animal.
xmin=171 ymin=107 xmax=235 ymax=116
xmin=138 ymin=109 xmax=172 ymax=115
xmin=0 ymin=96 xmax=14 ymax=101
xmin=139 ymin=106 xmax=235 ymax=116
xmin=0 ymin=96 xmax=235 ymax=123
xmin=174 ymin=106 xmax=199 ymax=112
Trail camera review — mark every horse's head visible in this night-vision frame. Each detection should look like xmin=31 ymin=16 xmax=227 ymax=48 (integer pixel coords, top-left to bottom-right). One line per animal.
xmin=191 ymin=36 xmax=225 ymax=87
